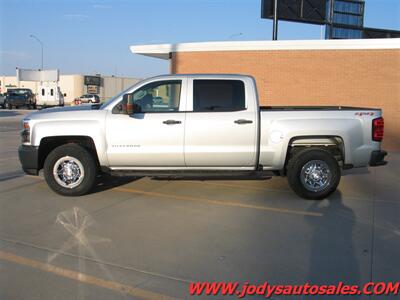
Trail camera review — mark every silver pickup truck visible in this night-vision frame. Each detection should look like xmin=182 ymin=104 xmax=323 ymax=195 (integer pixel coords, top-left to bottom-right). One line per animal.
xmin=18 ymin=74 xmax=387 ymax=199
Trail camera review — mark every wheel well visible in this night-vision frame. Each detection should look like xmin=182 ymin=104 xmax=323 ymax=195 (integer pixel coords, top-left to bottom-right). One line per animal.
xmin=38 ymin=136 xmax=100 ymax=170
xmin=283 ymin=136 xmax=345 ymax=175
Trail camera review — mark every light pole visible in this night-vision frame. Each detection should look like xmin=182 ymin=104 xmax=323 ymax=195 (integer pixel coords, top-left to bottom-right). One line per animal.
xmin=272 ymin=0 xmax=278 ymax=40
xmin=30 ymin=34 xmax=43 ymax=70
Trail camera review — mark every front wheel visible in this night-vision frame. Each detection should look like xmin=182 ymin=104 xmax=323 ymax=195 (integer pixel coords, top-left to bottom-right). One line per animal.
xmin=44 ymin=144 xmax=97 ymax=196
xmin=287 ymin=148 xmax=341 ymax=200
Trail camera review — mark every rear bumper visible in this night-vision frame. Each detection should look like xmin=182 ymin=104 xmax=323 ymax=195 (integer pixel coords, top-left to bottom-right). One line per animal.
xmin=9 ymin=99 xmax=31 ymax=106
xmin=369 ymin=150 xmax=388 ymax=167
xmin=18 ymin=145 xmax=39 ymax=175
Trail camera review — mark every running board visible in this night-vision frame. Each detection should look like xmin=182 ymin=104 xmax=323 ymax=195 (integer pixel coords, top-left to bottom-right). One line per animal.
xmin=101 ymin=167 xmax=273 ymax=180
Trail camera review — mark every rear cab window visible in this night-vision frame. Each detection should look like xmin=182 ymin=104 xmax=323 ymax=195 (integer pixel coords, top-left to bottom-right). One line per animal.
xmin=193 ymin=79 xmax=245 ymax=112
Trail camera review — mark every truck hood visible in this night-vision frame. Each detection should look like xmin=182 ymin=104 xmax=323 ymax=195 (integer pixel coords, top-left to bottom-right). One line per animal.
xmin=25 ymin=104 xmax=103 ymax=121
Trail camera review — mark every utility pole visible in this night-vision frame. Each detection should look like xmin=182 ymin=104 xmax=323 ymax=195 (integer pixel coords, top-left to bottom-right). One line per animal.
xmin=272 ymin=0 xmax=278 ymax=40
xmin=30 ymin=34 xmax=44 ymax=70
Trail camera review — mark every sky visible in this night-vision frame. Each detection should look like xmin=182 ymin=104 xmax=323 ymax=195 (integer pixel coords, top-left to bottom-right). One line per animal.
xmin=0 ymin=0 xmax=399 ymax=78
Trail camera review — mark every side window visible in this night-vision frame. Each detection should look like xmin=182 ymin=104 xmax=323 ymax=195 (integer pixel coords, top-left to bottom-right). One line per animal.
xmin=112 ymin=80 xmax=182 ymax=114
xmin=193 ymin=80 xmax=245 ymax=112
xmin=133 ymin=80 xmax=182 ymax=112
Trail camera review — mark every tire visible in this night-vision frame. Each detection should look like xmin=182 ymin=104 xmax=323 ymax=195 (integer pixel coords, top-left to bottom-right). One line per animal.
xmin=287 ymin=148 xmax=340 ymax=200
xmin=7 ymin=102 xmax=12 ymax=110
xmin=44 ymin=144 xmax=97 ymax=196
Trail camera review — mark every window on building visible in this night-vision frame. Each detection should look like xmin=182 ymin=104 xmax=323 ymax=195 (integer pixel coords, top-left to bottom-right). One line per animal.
xmin=41 ymin=89 xmax=45 ymax=96
xmin=332 ymin=26 xmax=362 ymax=39
xmin=333 ymin=13 xmax=362 ymax=26
xmin=193 ymin=80 xmax=245 ymax=112
xmin=50 ymin=89 xmax=54 ymax=96
xmin=326 ymin=0 xmax=364 ymax=39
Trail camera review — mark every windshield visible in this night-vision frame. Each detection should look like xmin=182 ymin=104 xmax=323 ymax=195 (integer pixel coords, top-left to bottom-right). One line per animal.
xmin=8 ymin=89 xmax=30 ymax=95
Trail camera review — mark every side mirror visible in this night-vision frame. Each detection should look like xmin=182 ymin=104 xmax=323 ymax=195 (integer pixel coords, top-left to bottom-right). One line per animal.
xmin=122 ymin=93 xmax=134 ymax=115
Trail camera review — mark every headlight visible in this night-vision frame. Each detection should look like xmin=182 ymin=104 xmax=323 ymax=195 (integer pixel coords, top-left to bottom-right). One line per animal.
xmin=22 ymin=119 xmax=30 ymax=130
xmin=21 ymin=119 xmax=31 ymax=143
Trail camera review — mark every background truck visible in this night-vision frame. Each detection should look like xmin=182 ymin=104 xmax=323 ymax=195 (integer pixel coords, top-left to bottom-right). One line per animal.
xmin=4 ymin=88 xmax=36 ymax=109
xmin=18 ymin=74 xmax=387 ymax=199
xmin=36 ymin=83 xmax=65 ymax=108
xmin=0 ymin=92 xmax=5 ymax=108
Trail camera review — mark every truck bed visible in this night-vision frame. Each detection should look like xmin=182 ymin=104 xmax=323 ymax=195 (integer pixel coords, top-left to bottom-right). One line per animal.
xmin=261 ymin=106 xmax=380 ymax=111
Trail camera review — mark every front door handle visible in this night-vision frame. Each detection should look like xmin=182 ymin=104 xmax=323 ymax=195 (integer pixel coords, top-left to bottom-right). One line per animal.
xmin=234 ymin=119 xmax=253 ymax=125
xmin=163 ymin=120 xmax=182 ymax=125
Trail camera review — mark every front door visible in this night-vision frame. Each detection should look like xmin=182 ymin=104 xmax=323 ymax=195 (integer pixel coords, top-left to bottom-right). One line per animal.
xmin=106 ymin=79 xmax=186 ymax=167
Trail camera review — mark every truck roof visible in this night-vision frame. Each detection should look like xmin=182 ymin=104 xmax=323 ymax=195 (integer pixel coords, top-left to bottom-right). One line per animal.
xmin=7 ymin=88 xmax=32 ymax=92
xmin=147 ymin=74 xmax=254 ymax=80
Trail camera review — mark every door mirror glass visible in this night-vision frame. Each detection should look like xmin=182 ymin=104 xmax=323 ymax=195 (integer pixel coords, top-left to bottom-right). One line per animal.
xmin=114 ymin=93 xmax=135 ymax=115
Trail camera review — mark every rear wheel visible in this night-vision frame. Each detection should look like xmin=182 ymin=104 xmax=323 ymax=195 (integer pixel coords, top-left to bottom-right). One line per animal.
xmin=6 ymin=102 xmax=12 ymax=110
xmin=287 ymin=148 xmax=340 ymax=200
xmin=44 ymin=144 xmax=97 ymax=196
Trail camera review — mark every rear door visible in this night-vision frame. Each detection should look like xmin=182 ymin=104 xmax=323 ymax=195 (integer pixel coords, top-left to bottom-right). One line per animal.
xmin=39 ymin=87 xmax=47 ymax=104
xmin=184 ymin=77 xmax=258 ymax=168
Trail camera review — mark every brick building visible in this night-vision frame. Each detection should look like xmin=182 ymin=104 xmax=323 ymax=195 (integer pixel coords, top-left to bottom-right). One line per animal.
xmin=132 ymin=39 xmax=400 ymax=150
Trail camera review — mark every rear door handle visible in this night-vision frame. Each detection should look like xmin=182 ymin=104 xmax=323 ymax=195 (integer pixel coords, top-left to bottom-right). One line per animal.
xmin=163 ymin=120 xmax=182 ymax=125
xmin=234 ymin=119 xmax=253 ymax=124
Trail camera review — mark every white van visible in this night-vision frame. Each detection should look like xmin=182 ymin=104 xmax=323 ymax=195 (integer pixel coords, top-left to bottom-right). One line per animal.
xmin=37 ymin=83 xmax=64 ymax=108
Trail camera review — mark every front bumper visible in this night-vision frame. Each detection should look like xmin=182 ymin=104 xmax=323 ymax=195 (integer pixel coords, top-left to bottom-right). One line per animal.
xmin=18 ymin=145 xmax=39 ymax=175
xmin=369 ymin=150 xmax=388 ymax=167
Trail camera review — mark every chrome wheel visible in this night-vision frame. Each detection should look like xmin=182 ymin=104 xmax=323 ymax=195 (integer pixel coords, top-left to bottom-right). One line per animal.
xmin=300 ymin=160 xmax=332 ymax=192
xmin=53 ymin=156 xmax=85 ymax=189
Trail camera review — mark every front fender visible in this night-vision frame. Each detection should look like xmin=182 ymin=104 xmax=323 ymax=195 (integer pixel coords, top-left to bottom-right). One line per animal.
xmin=32 ymin=120 xmax=108 ymax=166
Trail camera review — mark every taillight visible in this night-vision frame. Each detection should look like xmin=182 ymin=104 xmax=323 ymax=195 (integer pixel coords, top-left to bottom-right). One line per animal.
xmin=372 ymin=117 xmax=384 ymax=142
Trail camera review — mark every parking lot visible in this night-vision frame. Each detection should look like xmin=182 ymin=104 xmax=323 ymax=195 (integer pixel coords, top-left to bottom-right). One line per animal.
xmin=0 ymin=110 xmax=399 ymax=299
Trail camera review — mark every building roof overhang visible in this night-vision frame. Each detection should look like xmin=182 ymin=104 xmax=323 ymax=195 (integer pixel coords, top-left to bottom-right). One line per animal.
xmin=130 ymin=38 xmax=400 ymax=60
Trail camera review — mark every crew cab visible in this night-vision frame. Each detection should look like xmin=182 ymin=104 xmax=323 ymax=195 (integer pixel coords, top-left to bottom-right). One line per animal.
xmin=18 ymin=74 xmax=387 ymax=199
xmin=5 ymin=88 xmax=36 ymax=109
